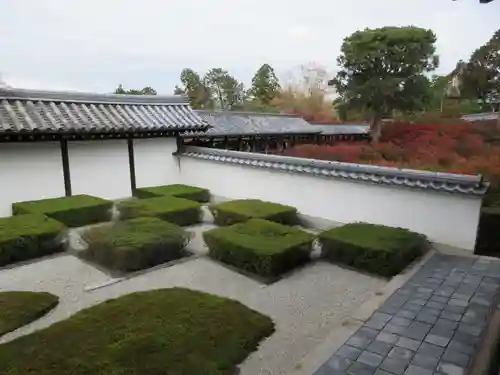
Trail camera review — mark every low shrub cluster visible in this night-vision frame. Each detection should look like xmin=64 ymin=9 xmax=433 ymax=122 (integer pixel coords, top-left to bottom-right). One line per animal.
xmin=135 ymin=184 xmax=210 ymax=203
xmin=0 ymin=214 xmax=65 ymax=267
xmin=204 ymin=218 xmax=314 ymax=278
xmin=82 ymin=217 xmax=190 ymax=273
xmin=0 ymin=291 xmax=59 ymax=336
xmin=209 ymin=199 xmax=298 ymax=226
xmin=118 ymin=196 xmax=201 ymax=226
xmin=12 ymin=195 xmax=112 ymax=228
xmin=0 ymin=288 xmax=275 ymax=375
xmin=319 ymin=223 xmax=428 ymax=277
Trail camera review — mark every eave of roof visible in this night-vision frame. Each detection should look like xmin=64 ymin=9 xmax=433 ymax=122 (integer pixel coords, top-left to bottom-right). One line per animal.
xmin=0 ymin=87 xmax=210 ymax=137
xmin=179 ymin=146 xmax=489 ymax=197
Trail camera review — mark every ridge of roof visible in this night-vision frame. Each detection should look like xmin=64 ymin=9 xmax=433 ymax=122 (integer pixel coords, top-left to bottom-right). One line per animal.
xmin=0 ymin=87 xmax=188 ymax=105
xmin=195 ymin=110 xmax=302 ymax=118
xmin=180 ymin=146 xmax=489 ymax=196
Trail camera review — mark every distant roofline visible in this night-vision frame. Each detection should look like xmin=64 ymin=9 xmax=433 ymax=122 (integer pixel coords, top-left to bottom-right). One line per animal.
xmin=0 ymin=87 xmax=189 ymax=106
xmin=195 ymin=109 xmax=302 ymax=118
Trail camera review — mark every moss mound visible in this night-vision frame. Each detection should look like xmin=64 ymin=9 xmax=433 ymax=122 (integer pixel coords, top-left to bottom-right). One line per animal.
xmin=0 ymin=291 xmax=59 ymax=337
xmin=0 ymin=288 xmax=274 ymax=375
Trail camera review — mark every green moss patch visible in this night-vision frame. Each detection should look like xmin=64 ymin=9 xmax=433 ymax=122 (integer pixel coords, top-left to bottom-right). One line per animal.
xmin=209 ymin=199 xmax=298 ymax=226
xmin=118 ymin=196 xmax=201 ymax=226
xmin=12 ymin=195 xmax=112 ymax=228
xmin=204 ymin=218 xmax=314 ymax=278
xmin=0 ymin=291 xmax=59 ymax=337
xmin=0 ymin=214 xmax=65 ymax=267
xmin=319 ymin=223 xmax=428 ymax=277
xmin=0 ymin=288 xmax=274 ymax=375
xmin=135 ymin=184 xmax=210 ymax=203
xmin=82 ymin=217 xmax=190 ymax=273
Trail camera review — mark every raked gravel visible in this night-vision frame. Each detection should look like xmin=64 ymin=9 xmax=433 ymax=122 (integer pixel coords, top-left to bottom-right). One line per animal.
xmin=0 ymin=254 xmax=385 ymax=375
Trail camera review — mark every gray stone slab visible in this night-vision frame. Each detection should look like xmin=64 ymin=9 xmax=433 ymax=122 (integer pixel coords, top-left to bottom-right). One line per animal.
xmin=325 ymin=355 xmax=353 ymax=372
xmin=424 ymin=333 xmax=450 ymax=347
xmin=347 ymin=361 xmax=377 ymax=375
xmin=402 ymin=321 xmax=432 ymax=341
xmin=416 ymin=342 xmax=445 ymax=358
xmin=375 ymin=332 xmax=399 ymax=345
xmin=448 ymin=340 xmax=474 ymax=355
xmin=403 ymin=364 xmax=433 ymax=375
xmin=337 ymin=345 xmax=363 ymax=360
xmin=437 ymin=361 xmax=466 ymax=375
xmin=395 ymin=337 xmax=421 ymax=351
xmin=396 ymin=310 xmax=418 ymax=320
xmin=457 ymin=323 xmax=482 ymax=337
xmin=357 ymin=351 xmax=384 ymax=368
xmin=379 ymin=357 xmax=409 ymax=375
xmin=367 ymin=340 xmax=393 ymax=356
xmin=374 ymin=370 xmax=393 ymax=375
xmin=442 ymin=347 xmax=470 ymax=368
xmin=389 ymin=316 xmax=412 ymax=327
xmin=440 ymin=310 xmax=462 ymax=322
xmin=383 ymin=323 xmax=407 ymax=335
xmin=429 ymin=295 xmax=449 ymax=304
xmin=388 ymin=346 xmax=414 ymax=361
xmin=410 ymin=353 xmax=440 ymax=371
xmin=365 ymin=312 xmax=393 ymax=330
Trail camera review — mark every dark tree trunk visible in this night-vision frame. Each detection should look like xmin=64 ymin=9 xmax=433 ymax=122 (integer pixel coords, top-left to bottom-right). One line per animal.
xmin=370 ymin=115 xmax=382 ymax=144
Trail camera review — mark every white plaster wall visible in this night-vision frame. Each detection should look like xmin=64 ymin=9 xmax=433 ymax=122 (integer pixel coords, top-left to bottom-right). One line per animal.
xmin=0 ymin=142 xmax=65 ymax=217
xmin=134 ymin=138 xmax=179 ymax=188
xmin=68 ymin=140 xmax=131 ymax=199
xmin=179 ymin=157 xmax=482 ymax=250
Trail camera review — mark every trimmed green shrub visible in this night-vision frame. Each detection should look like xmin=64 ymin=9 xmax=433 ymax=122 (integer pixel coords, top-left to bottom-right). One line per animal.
xmin=82 ymin=217 xmax=190 ymax=272
xmin=0 ymin=291 xmax=59 ymax=336
xmin=319 ymin=223 xmax=428 ymax=277
xmin=0 ymin=288 xmax=274 ymax=375
xmin=475 ymin=207 xmax=500 ymax=256
xmin=0 ymin=214 xmax=65 ymax=267
xmin=117 ymin=196 xmax=201 ymax=226
xmin=204 ymin=218 xmax=314 ymax=278
xmin=135 ymin=184 xmax=210 ymax=203
xmin=12 ymin=195 xmax=112 ymax=228
xmin=209 ymin=199 xmax=298 ymax=226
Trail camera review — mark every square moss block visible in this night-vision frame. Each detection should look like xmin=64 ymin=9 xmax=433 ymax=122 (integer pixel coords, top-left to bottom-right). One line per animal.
xmin=203 ymin=218 xmax=314 ymax=278
xmin=135 ymin=184 xmax=210 ymax=203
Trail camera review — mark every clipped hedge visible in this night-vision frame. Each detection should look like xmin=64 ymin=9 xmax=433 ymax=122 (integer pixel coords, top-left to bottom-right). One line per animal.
xmin=209 ymin=199 xmax=298 ymax=226
xmin=0 ymin=214 xmax=65 ymax=267
xmin=475 ymin=207 xmax=500 ymax=256
xmin=0 ymin=288 xmax=274 ymax=375
xmin=319 ymin=223 xmax=428 ymax=277
xmin=82 ymin=217 xmax=190 ymax=273
xmin=0 ymin=291 xmax=59 ymax=337
xmin=117 ymin=195 xmax=201 ymax=226
xmin=135 ymin=184 xmax=210 ymax=203
xmin=13 ymin=195 xmax=112 ymax=228
xmin=204 ymin=218 xmax=314 ymax=278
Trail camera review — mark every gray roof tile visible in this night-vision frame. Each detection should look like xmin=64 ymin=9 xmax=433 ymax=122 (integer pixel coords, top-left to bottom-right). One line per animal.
xmin=0 ymin=88 xmax=208 ymax=134
xmin=194 ymin=110 xmax=319 ymax=136
xmin=180 ymin=146 xmax=489 ymax=196
xmin=310 ymin=123 xmax=370 ymax=135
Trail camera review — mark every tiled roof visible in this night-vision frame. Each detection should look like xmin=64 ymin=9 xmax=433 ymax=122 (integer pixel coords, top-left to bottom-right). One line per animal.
xmin=461 ymin=112 xmax=499 ymax=122
xmin=309 ymin=123 xmax=370 ymax=135
xmin=193 ymin=110 xmax=320 ymax=136
xmin=0 ymin=88 xmax=209 ymax=135
xmin=180 ymin=146 xmax=489 ymax=196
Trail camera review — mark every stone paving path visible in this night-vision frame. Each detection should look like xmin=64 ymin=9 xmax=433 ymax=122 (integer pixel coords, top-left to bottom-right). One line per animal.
xmin=314 ymin=253 xmax=500 ymax=375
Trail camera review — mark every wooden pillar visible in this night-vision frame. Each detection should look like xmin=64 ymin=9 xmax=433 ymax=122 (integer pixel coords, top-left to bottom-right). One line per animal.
xmin=60 ymin=139 xmax=72 ymax=197
xmin=127 ymin=138 xmax=136 ymax=195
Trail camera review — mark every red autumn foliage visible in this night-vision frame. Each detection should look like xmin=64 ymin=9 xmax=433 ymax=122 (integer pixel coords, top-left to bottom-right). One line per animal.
xmin=283 ymin=122 xmax=500 ymax=196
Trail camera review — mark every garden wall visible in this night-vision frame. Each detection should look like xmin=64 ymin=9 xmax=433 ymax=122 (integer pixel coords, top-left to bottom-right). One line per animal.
xmin=0 ymin=142 xmax=65 ymax=216
xmin=178 ymin=147 xmax=485 ymax=250
xmin=69 ymin=140 xmax=131 ymax=199
xmin=134 ymin=138 xmax=179 ymax=188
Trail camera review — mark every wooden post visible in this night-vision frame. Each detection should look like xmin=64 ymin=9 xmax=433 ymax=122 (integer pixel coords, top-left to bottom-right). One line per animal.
xmin=128 ymin=138 xmax=136 ymax=195
xmin=60 ymin=139 xmax=72 ymax=196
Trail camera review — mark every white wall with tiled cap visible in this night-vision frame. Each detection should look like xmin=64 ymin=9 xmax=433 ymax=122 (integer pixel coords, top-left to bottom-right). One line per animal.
xmin=178 ymin=154 xmax=483 ymax=251
xmin=134 ymin=138 xmax=179 ymax=188
xmin=68 ymin=140 xmax=131 ymax=199
xmin=0 ymin=142 xmax=65 ymax=216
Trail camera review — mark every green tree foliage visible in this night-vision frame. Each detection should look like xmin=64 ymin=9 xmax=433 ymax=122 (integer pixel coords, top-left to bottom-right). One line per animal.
xmin=115 ymin=84 xmax=157 ymax=95
xmin=330 ymin=26 xmax=439 ymax=142
xmin=247 ymin=64 xmax=281 ymax=105
xmin=174 ymin=68 xmax=212 ymax=109
xmin=463 ymin=29 xmax=500 ymax=108
xmin=203 ymin=68 xmax=245 ymax=110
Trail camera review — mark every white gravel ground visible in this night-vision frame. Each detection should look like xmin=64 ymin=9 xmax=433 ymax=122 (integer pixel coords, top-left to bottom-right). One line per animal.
xmin=0 ymin=252 xmax=385 ymax=375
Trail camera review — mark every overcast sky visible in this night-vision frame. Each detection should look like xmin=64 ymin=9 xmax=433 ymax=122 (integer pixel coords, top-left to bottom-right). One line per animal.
xmin=1 ymin=0 xmax=499 ymax=95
